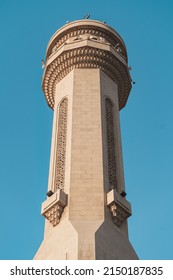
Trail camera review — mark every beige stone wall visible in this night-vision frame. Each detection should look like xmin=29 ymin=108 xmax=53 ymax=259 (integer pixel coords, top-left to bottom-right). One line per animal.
xmin=94 ymin=71 xmax=137 ymax=259
xmin=69 ymin=69 xmax=104 ymax=259
xmin=95 ymin=220 xmax=138 ymax=259
xmin=35 ymin=69 xmax=105 ymax=259
xmin=99 ymin=71 xmax=128 ymax=233
xmin=100 ymin=71 xmax=125 ymax=194
xmin=34 ymin=219 xmax=78 ymax=260
xmin=35 ymin=71 xmax=78 ymax=260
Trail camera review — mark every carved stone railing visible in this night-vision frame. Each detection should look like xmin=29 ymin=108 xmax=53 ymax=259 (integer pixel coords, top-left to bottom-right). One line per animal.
xmin=46 ymin=23 xmax=127 ymax=60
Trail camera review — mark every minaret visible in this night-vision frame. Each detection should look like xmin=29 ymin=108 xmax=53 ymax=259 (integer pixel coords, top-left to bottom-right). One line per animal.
xmin=34 ymin=20 xmax=138 ymax=260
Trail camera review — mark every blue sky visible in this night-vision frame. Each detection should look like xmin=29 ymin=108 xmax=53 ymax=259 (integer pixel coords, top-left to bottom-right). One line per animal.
xmin=0 ymin=0 xmax=173 ymax=260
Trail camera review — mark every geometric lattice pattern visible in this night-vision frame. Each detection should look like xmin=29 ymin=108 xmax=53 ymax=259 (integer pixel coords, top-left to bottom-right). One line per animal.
xmin=44 ymin=204 xmax=64 ymax=227
xmin=42 ymin=189 xmax=67 ymax=227
xmin=105 ymin=98 xmax=118 ymax=191
xmin=54 ymin=98 xmax=68 ymax=192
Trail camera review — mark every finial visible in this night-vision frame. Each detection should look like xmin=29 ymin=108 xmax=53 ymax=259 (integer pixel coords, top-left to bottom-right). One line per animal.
xmin=83 ymin=14 xmax=90 ymax=19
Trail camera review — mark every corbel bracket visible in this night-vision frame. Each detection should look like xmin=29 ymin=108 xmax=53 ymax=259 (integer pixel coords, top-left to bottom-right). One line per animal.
xmin=41 ymin=189 xmax=67 ymax=226
xmin=107 ymin=189 xmax=131 ymax=226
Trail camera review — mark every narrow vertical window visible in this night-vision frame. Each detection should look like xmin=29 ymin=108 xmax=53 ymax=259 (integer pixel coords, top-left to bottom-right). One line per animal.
xmin=54 ymin=98 xmax=68 ymax=191
xmin=105 ymin=98 xmax=118 ymax=191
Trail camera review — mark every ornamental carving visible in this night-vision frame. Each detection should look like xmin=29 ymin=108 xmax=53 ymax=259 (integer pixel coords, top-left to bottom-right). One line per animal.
xmin=43 ymin=47 xmax=131 ymax=110
xmin=105 ymin=98 xmax=118 ymax=192
xmin=47 ymin=27 xmax=127 ymax=59
xmin=41 ymin=189 xmax=67 ymax=227
xmin=44 ymin=204 xmax=64 ymax=226
xmin=107 ymin=189 xmax=132 ymax=227
xmin=54 ymin=98 xmax=68 ymax=192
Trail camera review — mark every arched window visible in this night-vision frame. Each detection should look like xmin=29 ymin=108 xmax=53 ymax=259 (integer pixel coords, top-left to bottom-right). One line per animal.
xmin=90 ymin=36 xmax=98 ymax=41
xmin=105 ymin=98 xmax=118 ymax=191
xmin=54 ymin=98 xmax=68 ymax=191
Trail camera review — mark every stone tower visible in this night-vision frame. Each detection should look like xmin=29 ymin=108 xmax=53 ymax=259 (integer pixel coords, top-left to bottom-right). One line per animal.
xmin=34 ymin=19 xmax=138 ymax=260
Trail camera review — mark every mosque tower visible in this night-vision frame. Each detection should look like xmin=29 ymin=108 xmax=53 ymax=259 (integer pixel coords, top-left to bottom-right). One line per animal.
xmin=34 ymin=19 xmax=138 ymax=260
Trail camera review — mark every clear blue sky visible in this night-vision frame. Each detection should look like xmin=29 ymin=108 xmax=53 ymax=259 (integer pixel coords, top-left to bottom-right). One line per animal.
xmin=0 ymin=0 xmax=173 ymax=260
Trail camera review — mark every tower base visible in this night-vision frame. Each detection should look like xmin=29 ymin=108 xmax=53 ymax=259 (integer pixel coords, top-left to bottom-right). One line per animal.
xmin=34 ymin=219 xmax=138 ymax=260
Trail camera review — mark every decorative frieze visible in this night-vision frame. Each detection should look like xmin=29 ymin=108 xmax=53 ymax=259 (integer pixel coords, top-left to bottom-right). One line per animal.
xmin=54 ymin=98 xmax=68 ymax=192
